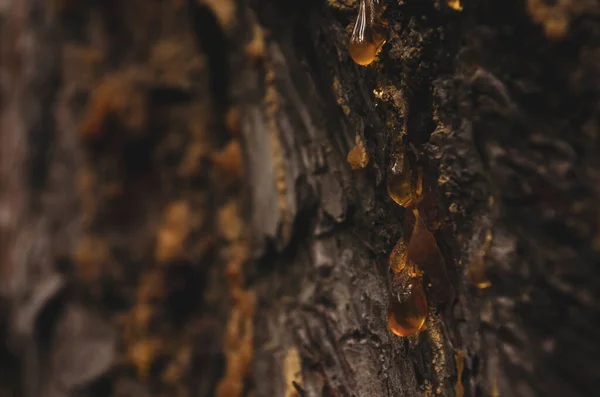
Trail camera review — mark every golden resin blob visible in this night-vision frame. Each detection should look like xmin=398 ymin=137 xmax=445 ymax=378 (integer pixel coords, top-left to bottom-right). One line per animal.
xmin=407 ymin=209 xmax=442 ymax=268
xmin=388 ymin=273 xmax=427 ymax=337
xmin=349 ymin=0 xmax=387 ymax=66
xmin=389 ymin=237 xmax=408 ymax=274
xmin=387 ymin=150 xmax=414 ymax=207
xmin=347 ymin=135 xmax=369 ymax=170
xmin=389 ymin=210 xmax=416 ymax=273
xmin=447 ymin=0 xmax=463 ymax=11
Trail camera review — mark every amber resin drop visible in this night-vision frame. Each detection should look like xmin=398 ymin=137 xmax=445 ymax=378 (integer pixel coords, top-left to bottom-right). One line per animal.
xmin=349 ymin=0 xmax=387 ymax=66
xmin=407 ymin=209 xmax=453 ymax=302
xmin=389 ymin=211 xmax=416 ymax=273
xmin=389 ymin=237 xmax=408 ymax=274
xmin=414 ymin=167 xmax=442 ymax=232
xmin=388 ymin=276 xmax=427 ymax=337
xmin=406 ymin=209 xmax=441 ymax=268
xmin=387 ymin=150 xmax=413 ymax=207
xmin=447 ymin=0 xmax=463 ymax=11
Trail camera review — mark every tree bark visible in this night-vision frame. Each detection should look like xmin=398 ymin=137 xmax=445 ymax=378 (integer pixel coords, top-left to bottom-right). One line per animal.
xmin=1 ymin=0 xmax=599 ymax=397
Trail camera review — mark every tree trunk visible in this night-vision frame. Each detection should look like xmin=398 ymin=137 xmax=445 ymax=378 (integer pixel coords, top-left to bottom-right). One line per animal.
xmin=1 ymin=0 xmax=599 ymax=396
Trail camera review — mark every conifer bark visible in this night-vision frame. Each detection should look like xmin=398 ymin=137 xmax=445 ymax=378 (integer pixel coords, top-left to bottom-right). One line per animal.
xmin=0 ymin=0 xmax=599 ymax=397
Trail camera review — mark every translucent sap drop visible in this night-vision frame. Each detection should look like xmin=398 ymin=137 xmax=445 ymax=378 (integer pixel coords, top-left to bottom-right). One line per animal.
xmin=349 ymin=0 xmax=387 ymax=66
xmin=387 ymin=150 xmax=413 ymax=207
xmin=415 ymin=169 xmax=442 ymax=232
xmin=389 ymin=211 xmax=416 ymax=273
xmin=388 ymin=276 xmax=427 ymax=337
xmin=447 ymin=0 xmax=462 ymax=11
xmin=407 ymin=209 xmax=453 ymax=302
xmin=407 ymin=210 xmax=441 ymax=268
xmin=389 ymin=237 xmax=408 ymax=274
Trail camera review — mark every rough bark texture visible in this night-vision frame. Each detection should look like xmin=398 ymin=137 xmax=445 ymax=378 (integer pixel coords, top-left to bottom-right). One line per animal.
xmin=1 ymin=0 xmax=599 ymax=397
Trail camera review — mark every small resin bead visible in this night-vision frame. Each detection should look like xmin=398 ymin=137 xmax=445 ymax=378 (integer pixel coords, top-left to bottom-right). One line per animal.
xmin=389 ymin=211 xmax=416 ymax=273
xmin=388 ymin=275 xmax=427 ymax=337
xmin=389 ymin=237 xmax=408 ymax=274
xmin=349 ymin=0 xmax=387 ymax=66
xmin=387 ymin=150 xmax=413 ymax=207
xmin=447 ymin=0 xmax=463 ymax=11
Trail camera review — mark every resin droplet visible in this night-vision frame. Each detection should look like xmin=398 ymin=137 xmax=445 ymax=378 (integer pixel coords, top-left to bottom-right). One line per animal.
xmin=447 ymin=0 xmax=462 ymax=11
xmin=387 ymin=150 xmax=413 ymax=207
xmin=389 ymin=211 xmax=416 ymax=273
xmin=407 ymin=209 xmax=453 ymax=302
xmin=407 ymin=210 xmax=441 ymax=268
xmin=350 ymin=0 xmax=387 ymax=66
xmin=388 ymin=274 xmax=427 ymax=337
xmin=415 ymin=168 xmax=442 ymax=232
xmin=347 ymin=135 xmax=369 ymax=170
xmin=390 ymin=237 xmax=408 ymax=274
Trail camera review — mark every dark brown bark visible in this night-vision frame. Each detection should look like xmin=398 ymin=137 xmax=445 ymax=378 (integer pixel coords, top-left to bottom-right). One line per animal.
xmin=1 ymin=0 xmax=599 ymax=397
